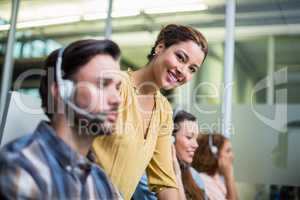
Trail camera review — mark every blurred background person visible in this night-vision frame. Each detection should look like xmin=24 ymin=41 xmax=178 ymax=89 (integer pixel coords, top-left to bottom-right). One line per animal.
xmin=192 ymin=133 xmax=238 ymax=200
xmin=133 ymin=110 xmax=207 ymax=200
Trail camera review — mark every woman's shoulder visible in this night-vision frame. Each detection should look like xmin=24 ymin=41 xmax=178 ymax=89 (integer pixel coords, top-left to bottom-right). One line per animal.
xmin=198 ymin=172 xmax=213 ymax=183
xmin=119 ymin=70 xmax=131 ymax=84
xmin=190 ymin=167 xmax=205 ymax=190
xmin=119 ymin=70 xmax=134 ymax=93
xmin=157 ymin=92 xmax=172 ymax=111
xmin=156 ymin=94 xmax=173 ymax=125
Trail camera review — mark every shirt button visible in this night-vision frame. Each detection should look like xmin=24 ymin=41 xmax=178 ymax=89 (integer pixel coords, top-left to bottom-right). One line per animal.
xmin=66 ymin=166 xmax=72 ymax=172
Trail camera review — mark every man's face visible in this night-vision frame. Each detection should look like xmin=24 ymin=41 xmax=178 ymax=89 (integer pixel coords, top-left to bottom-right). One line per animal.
xmin=72 ymin=54 xmax=121 ymax=135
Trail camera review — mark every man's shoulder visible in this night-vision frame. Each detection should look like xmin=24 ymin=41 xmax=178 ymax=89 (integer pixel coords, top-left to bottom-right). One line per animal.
xmin=89 ymin=163 xmax=124 ymax=199
xmin=0 ymin=121 xmax=51 ymax=156
xmin=0 ymin=133 xmax=39 ymax=180
xmin=0 ymin=134 xmax=45 ymax=199
xmin=1 ymin=134 xmax=34 ymax=154
xmin=0 ymin=132 xmax=41 ymax=167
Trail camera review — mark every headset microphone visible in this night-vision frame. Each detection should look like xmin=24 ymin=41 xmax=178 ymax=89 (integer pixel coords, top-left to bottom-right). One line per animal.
xmin=55 ymin=47 xmax=108 ymax=123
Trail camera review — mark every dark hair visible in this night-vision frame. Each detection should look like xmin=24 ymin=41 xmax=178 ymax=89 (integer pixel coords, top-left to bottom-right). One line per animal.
xmin=173 ymin=110 xmax=196 ymax=135
xmin=39 ymin=39 xmax=121 ymax=120
xmin=172 ymin=110 xmax=204 ymax=200
xmin=181 ymin=167 xmax=205 ymax=200
xmin=192 ymin=133 xmax=227 ymax=176
xmin=147 ymin=24 xmax=208 ymax=63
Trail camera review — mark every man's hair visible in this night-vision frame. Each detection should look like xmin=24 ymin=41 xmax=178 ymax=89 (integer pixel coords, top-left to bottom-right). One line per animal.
xmin=39 ymin=39 xmax=121 ymax=120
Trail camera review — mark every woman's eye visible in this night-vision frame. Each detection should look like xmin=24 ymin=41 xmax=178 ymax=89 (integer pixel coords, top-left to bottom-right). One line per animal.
xmin=189 ymin=67 xmax=196 ymax=73
xmin=176 ymin=53 xmax=185 ymax=62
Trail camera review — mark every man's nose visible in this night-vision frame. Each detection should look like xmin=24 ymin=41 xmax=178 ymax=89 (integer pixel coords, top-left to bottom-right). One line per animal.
xmin=109 ymin=87 xmax=121 ymax=107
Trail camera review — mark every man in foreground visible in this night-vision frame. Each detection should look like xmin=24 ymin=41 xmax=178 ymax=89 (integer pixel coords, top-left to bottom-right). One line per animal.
xmin=0 ymin=39 xmax=123 ymax=199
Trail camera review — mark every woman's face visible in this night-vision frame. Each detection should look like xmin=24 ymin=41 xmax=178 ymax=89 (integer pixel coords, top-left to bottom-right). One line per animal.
xmin=152 ymin=40 xmax=205 ymax=90
xmin=175 ymin=120 xmax=199 ymax=164
xmin=219 ymin=139 xmax=234 ymax=162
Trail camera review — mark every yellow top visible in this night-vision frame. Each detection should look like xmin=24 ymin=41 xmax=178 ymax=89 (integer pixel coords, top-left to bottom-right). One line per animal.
xmin=92 ymin=70 xmax=178 ymax=200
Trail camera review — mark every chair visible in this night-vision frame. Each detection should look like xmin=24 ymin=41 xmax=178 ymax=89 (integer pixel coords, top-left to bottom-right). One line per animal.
xmin=0 ymin=91 xmax=48 ymax=147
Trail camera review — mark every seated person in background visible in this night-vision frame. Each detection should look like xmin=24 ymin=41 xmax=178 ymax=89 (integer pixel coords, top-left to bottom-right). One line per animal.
xmin=192 ymin=133 xmax=238 ymax=200
xmin=132 ymin=110 xmax=207 ymax=200
xmin=0 ymin=39 xmax=123 ymax=199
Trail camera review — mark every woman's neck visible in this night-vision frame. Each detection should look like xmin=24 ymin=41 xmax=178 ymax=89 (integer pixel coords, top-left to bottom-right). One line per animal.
xmin=131 ymin=65 xmax=159 ymax=95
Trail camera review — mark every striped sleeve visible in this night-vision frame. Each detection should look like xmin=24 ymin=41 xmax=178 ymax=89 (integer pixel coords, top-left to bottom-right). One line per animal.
xmin=0 ymin=153 xmax=42 ymax=200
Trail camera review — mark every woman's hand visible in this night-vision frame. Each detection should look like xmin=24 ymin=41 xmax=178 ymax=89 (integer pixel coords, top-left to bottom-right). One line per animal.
xmin=218 ymin=155 xmax=233 ymax=177
xmin=219 ymin=155 xmax=238 ymax=200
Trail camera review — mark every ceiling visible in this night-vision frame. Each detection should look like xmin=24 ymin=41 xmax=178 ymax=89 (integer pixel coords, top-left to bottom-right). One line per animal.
xmin=1 ymin=0 xmax=299 ymax=42
xmin=0 ymin=0 xmax=299 ymax=91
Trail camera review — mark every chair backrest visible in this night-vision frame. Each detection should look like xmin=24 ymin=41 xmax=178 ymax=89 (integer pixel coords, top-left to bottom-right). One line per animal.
xmin=0 ymin=91 xmax=48 ymax=147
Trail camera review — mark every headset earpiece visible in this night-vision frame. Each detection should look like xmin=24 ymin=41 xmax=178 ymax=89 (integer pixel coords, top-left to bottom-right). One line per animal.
xmin=55 ymin=47 xmax=107 ymax=123
xmin=56 ymin=47 xmax=73 ymax=101
xmin=59 ymin=79 xmax=74 ymax=101
xmin=210 ymin=145 xmax=218 ymax=155
xmin=209 ymin=134 xmax=218 ymax=156
xmin=171 ymin=135 xmax=176 ymax=144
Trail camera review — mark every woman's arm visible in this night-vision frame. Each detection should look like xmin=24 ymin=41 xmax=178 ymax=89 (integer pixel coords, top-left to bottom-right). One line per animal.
xmin=219 ymin=157 xmax=238 ymax=200
xmin=224 ymin=172 xmax=238 ymax=200
xmin=157 ymin=188 xmax=180 ymax=200
xmin=146 ymin=132 xmax=180 ymax=200
xmin=147 ymin=102 xmax=180 ymax=199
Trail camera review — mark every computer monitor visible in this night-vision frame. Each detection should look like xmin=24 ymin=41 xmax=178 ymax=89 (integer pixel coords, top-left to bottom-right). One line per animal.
xmin=0 ymin=91 xmax=48 ymax=147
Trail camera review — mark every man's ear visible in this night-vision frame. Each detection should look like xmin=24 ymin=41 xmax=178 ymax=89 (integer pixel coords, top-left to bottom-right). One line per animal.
xmin=51 ymin=83 xmax=59 ymax=101
xmin=154 ymin=42 xmax=165 ymax=55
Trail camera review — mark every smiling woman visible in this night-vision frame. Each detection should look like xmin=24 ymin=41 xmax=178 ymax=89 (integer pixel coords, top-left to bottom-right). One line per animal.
xmin=132 ymin=110 xmax=207 ymax=200
xmin=148 ymin=24 xmax=208 ymax=90
xmin=172 ymin=110 xmax=206 ymax=200
xmin=92 ymin=24 xmax=208 ymax=200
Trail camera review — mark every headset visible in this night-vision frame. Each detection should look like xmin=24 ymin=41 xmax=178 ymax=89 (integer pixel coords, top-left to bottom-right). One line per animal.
xmin=55 ymin=47 xmax=107 ymax=123
xmin=208 ymin=134 xmax=218 ymax=157
xmin=172 ymin=107 xmax=181 ymax=120
xmin=171 ymin=107 xmax=182 ymax=144
xmin=171 ymin=135 xmax=176 ymax=144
